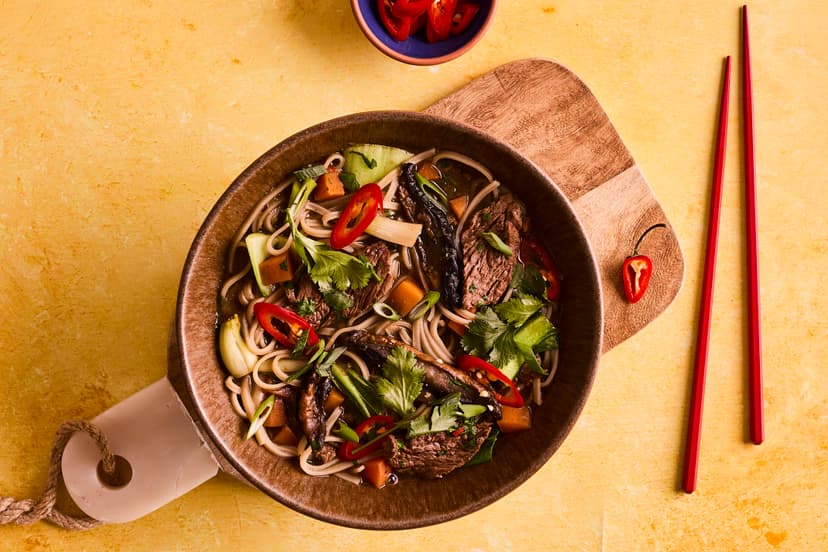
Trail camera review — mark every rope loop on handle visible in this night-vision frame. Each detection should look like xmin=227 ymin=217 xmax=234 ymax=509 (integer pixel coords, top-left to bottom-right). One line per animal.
xmin=0 ymin=420 xmax=114 ymax=530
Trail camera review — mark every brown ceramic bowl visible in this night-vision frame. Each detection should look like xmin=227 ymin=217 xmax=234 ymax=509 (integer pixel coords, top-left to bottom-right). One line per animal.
xmin=168 ymin=110 xmax=603 ymax=529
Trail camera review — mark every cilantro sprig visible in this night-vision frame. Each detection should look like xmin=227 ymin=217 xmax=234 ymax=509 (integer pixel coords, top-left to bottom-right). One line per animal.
xmin=461 ymin=292 xmax=558 ymax=378
xmin=286 ymin=178 xmax=378 ymax=291
xmin=374 ymin=347 xmax=424 ymax=417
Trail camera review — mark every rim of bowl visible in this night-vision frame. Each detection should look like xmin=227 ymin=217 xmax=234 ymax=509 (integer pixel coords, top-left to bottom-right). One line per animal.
xmin=175 ymin=110 xmax=603 ymax=529
xmin=350 ymin=0 xmax=498 ymax=65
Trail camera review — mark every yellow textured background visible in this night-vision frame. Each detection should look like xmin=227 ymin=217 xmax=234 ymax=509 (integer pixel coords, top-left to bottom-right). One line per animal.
xmin=1 ymin=1 xmax=826 ymax=550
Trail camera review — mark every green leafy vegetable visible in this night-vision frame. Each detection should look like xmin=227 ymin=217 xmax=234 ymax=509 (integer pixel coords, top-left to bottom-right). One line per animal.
xmin=465 ymin=428 xmax=500 ymax=467
xmin=482 ymin=231 xmax=513 ymax=256
xmin=339 ymin=171 xmax=359 ymax=192
xmin=374 ymin=346 xmax=424 ymax=417
xmin=510 ymin=264 xmax=548 ymax=298
xmin=294 ymin=298 xmax=317 ymax=318
xmin=285 ymin=179 xmax=378 ymax=291
xmin=494 ymin=294 xmax=545 ymax=327
xmin=462 ymin=293 xmax=558 ymax=379
xmin=408 ymin=393 xmax=462 ymax=437
xmin=323 ymin=289 xmax=354 ymax=314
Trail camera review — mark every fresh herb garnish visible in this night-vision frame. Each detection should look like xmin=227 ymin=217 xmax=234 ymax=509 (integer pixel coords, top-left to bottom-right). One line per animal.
xmin=339 ymin=171 xmax=360 ymax=192
xmin=286 ymin=179 xmax=378 ymax=291
xmin=511 ymin=263 xmax=549 ymax=298
xmin=294 ymin=298 xmax=316 ymax=318
xmin=323 ymin=289 xmax=354 ymax=314
xmin=375 ymin=346 xmax=424 ymax=417
xmin=408 ymin=393 xmax=462 ymax=437
xmin=462 ymin=293 xmax=558 ymax=378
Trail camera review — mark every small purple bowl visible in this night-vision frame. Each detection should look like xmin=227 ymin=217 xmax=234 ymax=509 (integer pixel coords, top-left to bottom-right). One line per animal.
xmin=351 ymin=0 xmax=497 ymax=65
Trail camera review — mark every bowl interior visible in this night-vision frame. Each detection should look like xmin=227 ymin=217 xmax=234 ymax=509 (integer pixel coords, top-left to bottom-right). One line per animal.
xmin=351 ymin=0 xmax=496 ymax=65
xmin=175 ymin=111 xmax=603 ymax=529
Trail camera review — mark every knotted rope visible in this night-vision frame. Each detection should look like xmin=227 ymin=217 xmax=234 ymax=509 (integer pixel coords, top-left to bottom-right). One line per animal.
xmin=0 ymin=420 xmax=114 ymax=530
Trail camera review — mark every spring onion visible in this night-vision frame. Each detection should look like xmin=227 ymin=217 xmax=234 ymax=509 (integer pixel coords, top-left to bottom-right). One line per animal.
xmin=293 ymin=164 xmax=327 ymax=182
xmin=246 ymin=394 xmax=275 ymax=440
xmin=373 ymin=302 xmax=401 ymax=321
xmin=415 ymin=172 xmax=448 ymax=206
xmin=407 ymin=291 xmax=440 ymax=320
xmin=482 ymin=231 xmax=513 ymax=256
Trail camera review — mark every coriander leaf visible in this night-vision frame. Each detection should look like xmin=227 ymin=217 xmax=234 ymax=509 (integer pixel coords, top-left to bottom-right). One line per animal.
xmin=488 ymin=327 xmax=523 ymax=375
xmin=465 ymin=428 xmax=500 ymax=467
xmin=511 ymin=263 xmax=548 ymax=299
xmin=294 ymin=298 xmax=317 ymax=318
xmin=408 ymin=393 xmax=462 ymax=438
xmin=494 ymin=294 xmax=545 ymax=327
xmin=290 ymin=220 xmax=378 ymax=291
xmin=323 ymin=289 xmax=354 ymax=314
xmin=461 ymin=307 xmax=507 ymax=356
xmin=374 ymin=346 xmax=424 ymax=417
xmin=407 ymin=416 xmax=430 ymax=437
xmin=339 ymin=171 xmax=359 ymax=192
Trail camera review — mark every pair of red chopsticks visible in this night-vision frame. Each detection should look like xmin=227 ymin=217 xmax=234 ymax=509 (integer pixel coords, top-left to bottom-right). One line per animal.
xmin=682 ymin=5 xmax=763 ymax=494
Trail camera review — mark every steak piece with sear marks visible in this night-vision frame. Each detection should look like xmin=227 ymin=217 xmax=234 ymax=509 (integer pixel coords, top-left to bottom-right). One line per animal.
xmin=384 ymin=421 xmax=493 ymax=478
xmin=461 ymin=189 xmax=525 ymax=310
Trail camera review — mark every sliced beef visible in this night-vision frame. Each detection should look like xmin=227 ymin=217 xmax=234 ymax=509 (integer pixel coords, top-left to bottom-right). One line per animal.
xmin=284 ymin=272 xmax=330 ymax=327
xmin=385 ymin=421 xmax=493 ymax=478
xmin=344 ymin=241 xmax=395 ymax=318
xmin=339 ymin=330 xmax=501 ymax=419
xmin=397 ymin=163 xmax=464 ymax=308
xmin=461 ymin=189 xmax=525 ymax=310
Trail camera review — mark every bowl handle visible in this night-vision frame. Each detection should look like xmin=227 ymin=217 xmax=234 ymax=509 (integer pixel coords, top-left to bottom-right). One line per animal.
xmin=61 ymin=378 xmax=220 ymax=523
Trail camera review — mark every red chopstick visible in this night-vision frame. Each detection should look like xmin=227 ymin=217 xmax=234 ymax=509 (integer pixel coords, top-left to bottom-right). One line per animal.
xmin=683 ymin=56 xmax=731 ymax=494
xmin=742 ymin=4 xmax=764 ymax=445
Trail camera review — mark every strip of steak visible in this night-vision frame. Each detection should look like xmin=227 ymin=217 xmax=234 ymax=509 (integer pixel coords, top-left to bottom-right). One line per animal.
xmin=384 ymin=421 xmax=493 ymax=478
xmin=284 ymin=272 xmax=330 ymax=327
xmin=461 ymin=189 xmax=525 ymax=310
xmin=344 ymin=241 xmax=395 ymax=318
xmin=339 ymin=330 xmax=501 ymax=419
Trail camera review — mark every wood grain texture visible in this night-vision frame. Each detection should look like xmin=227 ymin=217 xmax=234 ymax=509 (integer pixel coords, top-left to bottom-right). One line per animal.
xmin=425 ymin=58 xmax=684 ymax=351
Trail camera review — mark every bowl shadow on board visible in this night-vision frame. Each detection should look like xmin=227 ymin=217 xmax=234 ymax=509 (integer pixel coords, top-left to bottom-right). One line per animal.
xmin=171 ymin=111 xmax=604 ymax=530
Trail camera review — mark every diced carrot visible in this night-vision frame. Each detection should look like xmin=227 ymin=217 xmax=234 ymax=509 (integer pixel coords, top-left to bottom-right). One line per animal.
xmin=259 ymin=253 xmax=294 ymax=285
xmin=272 ymin=425 xmax=300 ymax=446
xmin=496 ymin=405 xmax=533 ymax=433
xmin=417 ymin=162 xmax=441 ymax=181
xmin=447 ymin=319 xmax=467 ymax=336
xmin=323 ymin=388 xmax=345 ymax=414
xmin=362 ymin=457 xmax=392 ymax=489
xmin=263 ymin=397 xmax=288 ymax=427
xmin=448 ymin=194 xmax=469 ymax=219
xmin=314 ymin=171 xmax=346 ymax=201
xmin=386 ymin=278 xmax=425 ymax=318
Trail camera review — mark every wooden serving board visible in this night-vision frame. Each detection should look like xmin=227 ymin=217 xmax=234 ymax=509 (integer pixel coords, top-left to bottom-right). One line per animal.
xmin=425 ymin=58 xmax=684 ymax=352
